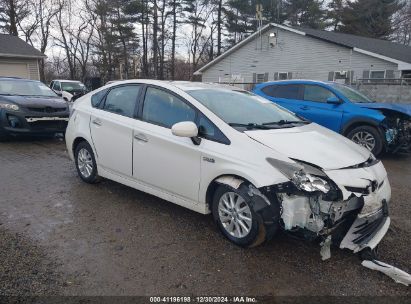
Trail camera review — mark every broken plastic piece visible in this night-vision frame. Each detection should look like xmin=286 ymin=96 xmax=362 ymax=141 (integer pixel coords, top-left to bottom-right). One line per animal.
xmin=215 ymin=176 xmax=244 ymax=189
xmin=320 ymin=235 xmax=332 ymax=261
xmin=362 ymin=260 xmax=411 ymax=286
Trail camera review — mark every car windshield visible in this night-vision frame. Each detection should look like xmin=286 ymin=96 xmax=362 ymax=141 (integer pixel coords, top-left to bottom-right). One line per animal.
xmin=0 ymin=79 xmax=57 ymax=97
xmin=331 ymin=83 xmax=373 ymax=103
xmin=187 ymin=88 xmax=306 ymax=130
xmin=61 ymin=82 xmax=85 ymax=92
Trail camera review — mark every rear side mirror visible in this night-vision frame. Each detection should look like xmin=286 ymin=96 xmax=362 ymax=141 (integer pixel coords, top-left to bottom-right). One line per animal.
xmin=326 ymin=96 xmax=342 ymax=104
xmin=171 ymin=121 xmax=198 ymax=138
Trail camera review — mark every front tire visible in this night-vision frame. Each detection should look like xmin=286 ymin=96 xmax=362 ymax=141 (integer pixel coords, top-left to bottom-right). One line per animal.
xmin=212 ymin=184 xmax=277 ymax=247
xmin=74 ymin=141 xmax=100 ymax=183
xmin=347 ymin=125 xmax=383 ymax=156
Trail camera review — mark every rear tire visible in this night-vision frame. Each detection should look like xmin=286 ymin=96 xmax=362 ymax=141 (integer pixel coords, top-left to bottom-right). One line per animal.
xmin=74 ymin=141 xmax=100 ymax=183
xmin=347 ymin=125 xmax=383 ymax=156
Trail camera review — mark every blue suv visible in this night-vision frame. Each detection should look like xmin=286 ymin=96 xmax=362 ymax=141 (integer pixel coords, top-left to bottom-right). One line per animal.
xmin=253 ymin=80 xmax=411 ymax=155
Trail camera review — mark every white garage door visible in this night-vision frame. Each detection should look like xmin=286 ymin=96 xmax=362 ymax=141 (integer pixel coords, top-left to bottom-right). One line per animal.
xmin=0 ymin=63 xmax=29 ymax=78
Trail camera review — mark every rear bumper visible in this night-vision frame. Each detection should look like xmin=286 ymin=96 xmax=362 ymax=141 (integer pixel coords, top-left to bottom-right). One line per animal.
xmin=340 ymin=200 xmax=390 ymax=253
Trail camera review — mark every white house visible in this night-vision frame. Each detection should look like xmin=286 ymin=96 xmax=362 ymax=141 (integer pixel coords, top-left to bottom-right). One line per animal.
xmin=0 ymin=34 xmax=46 ymax=80
xmin=194 ymin=23 xmax=411 ymax=86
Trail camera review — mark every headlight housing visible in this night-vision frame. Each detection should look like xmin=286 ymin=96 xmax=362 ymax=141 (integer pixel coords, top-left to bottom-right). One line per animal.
xmin=291 ymin=170 xmax=330 ymax=193
xmin=0 ymin=103 xmax=19 ymax=111
xmin=267 ymin=158 xmax=331 ymax=194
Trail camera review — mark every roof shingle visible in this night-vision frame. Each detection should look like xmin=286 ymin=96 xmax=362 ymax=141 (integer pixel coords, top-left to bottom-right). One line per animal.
xmin=0 ymin=34 xmax=45 ymax=58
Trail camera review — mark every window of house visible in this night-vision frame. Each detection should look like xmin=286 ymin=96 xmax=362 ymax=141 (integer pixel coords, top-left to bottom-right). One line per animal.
xmin=279 ymin=72 xmax=288 ymax=80
xmin=142 ymin=87 xmax=196 ymax=128
xmin=370 ymin=70 xmax=386 ymax=79
xmin=303 ymin=85 xmax=337 ymax=103
xmin=256 ymin=74 xmax=266 ymax=83
xmin=103 ymin=85 xmax=141 ymax=117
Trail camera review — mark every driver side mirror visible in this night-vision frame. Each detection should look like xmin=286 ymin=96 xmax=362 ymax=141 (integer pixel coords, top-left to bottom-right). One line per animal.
xmin=56 ymin=92 xmax=63 ymax=97
xmin=171 ymin=121 xmax=201 ymax=145
xmin=326 ymin=96 xmax=342 ymax=104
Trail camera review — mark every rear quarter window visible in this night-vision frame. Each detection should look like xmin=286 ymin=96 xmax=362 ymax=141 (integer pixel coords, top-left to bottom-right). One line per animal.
xmin=91 ymin=89 xmax=108 ymax=107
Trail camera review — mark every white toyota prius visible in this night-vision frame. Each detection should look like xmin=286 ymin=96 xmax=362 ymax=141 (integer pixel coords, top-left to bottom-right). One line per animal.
xmin=66 ymin=80 xmax=391 ymax=255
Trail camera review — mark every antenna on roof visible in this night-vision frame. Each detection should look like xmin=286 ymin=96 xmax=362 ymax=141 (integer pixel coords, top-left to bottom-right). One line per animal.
xmin=256 ymin=3 xmax=264 ymax=50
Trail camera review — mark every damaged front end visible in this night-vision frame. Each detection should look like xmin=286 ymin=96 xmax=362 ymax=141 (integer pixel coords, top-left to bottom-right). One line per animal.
xmin=382 ymin=111 xmax=411 ymax=153
xmin=265 ymin=157 xmax=391 ymax=258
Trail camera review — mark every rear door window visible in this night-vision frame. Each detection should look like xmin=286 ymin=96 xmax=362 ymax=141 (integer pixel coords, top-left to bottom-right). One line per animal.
xmin=262 ymin=84 xmax=302 ymax=99
xmin=102 ymin=85 xmax=141 ymax=118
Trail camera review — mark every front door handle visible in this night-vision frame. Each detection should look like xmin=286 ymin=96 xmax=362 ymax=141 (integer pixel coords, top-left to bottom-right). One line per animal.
xmin=134 ymin=133 xmax=148 ymax=142
xmin=92 ymin=119 xmax=102 ymax=126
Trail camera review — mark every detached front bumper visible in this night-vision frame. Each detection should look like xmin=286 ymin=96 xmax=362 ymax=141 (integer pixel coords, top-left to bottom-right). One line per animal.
xmin=340 ymin=200 xmax=390 ymax=253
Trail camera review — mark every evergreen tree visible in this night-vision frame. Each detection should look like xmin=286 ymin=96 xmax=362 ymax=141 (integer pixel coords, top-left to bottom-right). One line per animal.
xmin=327 ymin=0 xmax=345 ymax=31
xmin=283 ymin=0 xmax=326 ymax=29
xmin=339 ymin=0 xmax=404 ymax=39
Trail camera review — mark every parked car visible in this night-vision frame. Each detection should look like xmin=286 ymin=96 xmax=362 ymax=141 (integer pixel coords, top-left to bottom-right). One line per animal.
xmin=50 ymin=79 xmax=87 ymax=102
xmin=0 ymin=77 xmax=69 ymax=141
xmin=252 ymin=80 xmax=411 ymax=156
xmin=66 ymin=80 xmax=391 ymax=256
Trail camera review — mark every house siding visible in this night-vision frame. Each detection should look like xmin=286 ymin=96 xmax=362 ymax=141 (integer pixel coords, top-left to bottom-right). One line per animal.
xmin=0 ymin=57 xmax=40 ymax=80
xmin=201 ymin=28 xmax=399 ymax=83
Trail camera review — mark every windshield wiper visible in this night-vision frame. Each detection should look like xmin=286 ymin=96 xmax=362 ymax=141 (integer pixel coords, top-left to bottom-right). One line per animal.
xmin=228 ymin=123 xmax=272 ymax=130
xmin=262 ymin=120 xmax=309 ymax=126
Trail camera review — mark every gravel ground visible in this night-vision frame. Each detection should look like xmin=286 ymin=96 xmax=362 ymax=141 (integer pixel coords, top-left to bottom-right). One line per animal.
xmin=0 ymin=138 xmax=410 ymax=297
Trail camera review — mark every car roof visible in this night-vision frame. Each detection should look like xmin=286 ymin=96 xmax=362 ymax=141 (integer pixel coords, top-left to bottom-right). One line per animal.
xmin=0 ymin=77 xmax=39 ymax=82
xmin=257 ymin=79 xmax=336 ymax=86
xmin=52 ymin=79 xmax=82 ymax=83
xmin=170 ymin=81 xmax=244 ymax=92
xmin=103 ymin=79 xmax=245 ymax=92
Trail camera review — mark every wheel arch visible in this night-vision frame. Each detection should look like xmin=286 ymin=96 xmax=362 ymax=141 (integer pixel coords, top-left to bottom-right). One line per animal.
xmin=205 ymin=174 xmax=255 ymax=213
xmin=72 ymin=136 xmax=89 ymax=155
xmin=342 ymin=118 xmax=384 ymax=136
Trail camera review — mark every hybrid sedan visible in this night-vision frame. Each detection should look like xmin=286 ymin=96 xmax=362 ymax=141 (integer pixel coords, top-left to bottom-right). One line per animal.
xmin=66 ymin=80 xmax=391 ymax=257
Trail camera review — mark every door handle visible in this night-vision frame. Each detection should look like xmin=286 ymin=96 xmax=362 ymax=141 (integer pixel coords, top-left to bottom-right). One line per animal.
xmin=300 ymin=106 xmax=309 ymax=110
xmin=92 ymin=119 xmax=102 ymax=126
xmin=134 ymin=133 xmax=148 ymax=142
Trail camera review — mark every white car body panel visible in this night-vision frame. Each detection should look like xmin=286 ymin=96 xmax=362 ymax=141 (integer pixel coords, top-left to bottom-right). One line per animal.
xmin=65 ymin=80 xmax=392 ymax=253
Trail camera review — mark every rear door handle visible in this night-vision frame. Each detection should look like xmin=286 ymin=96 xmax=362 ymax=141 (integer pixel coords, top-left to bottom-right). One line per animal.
xmin=92 ymin=119 xmax=102 ymax=126
xmin=134 ymin=133 xmax=148 ymax=142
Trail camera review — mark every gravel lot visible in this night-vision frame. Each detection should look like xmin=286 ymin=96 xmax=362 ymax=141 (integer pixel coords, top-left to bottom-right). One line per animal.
xmin=0 ymin=138 xmax=410 ymax=296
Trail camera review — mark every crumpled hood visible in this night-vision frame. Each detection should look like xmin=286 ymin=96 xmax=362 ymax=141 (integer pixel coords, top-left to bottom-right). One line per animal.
xmin=0 ymin=95 xmax=68 ymax=108
xmin=245 ymin=123 xmax=371 ymax=170
xmin=356 ymin=102 xmax=411 ymax=117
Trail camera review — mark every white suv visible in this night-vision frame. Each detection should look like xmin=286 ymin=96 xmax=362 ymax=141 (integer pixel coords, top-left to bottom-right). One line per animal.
xmin=65 ymin=80 xmax=391 ymax=254
xmin=50 ymin=80 xmax=87 ymax=102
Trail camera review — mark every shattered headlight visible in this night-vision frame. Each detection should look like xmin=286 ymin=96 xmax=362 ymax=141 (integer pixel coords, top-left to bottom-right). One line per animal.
xmin=266 ymin=158 xmax=331 ymax=194
xmin=292 ymin=170 xmax=330 ymax=193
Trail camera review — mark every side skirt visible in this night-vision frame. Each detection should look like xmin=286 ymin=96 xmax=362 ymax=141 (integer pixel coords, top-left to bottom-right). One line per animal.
xmin=98 ymin=167 xmax=210 ymax=215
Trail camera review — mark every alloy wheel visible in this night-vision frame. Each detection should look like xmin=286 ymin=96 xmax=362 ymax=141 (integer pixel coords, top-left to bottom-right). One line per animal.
xmin=218 ymin=192 xmax=252 ymax=238
xmin=77 ymin=148 xmax=93 ymax=178
xmin=351 ymin=131 xmax=376 ymax=151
